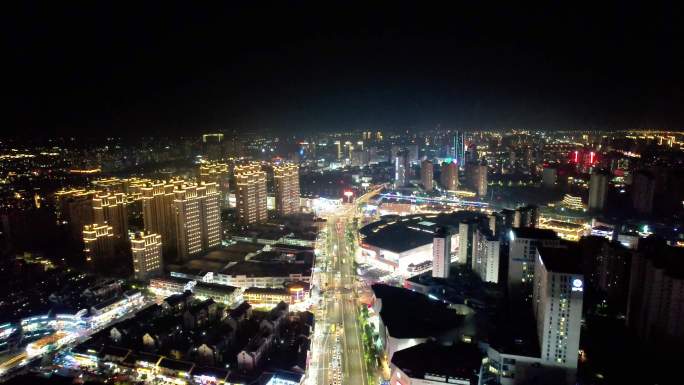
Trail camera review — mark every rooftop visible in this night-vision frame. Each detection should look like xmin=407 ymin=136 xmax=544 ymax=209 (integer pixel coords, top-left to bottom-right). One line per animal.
xmin=511 ymin=227 xmax=558 ymax=240
xmin=538 ymin=246 xmax=583 ymax=274
xmin=391 ymin=342 xmax=482 ymax=382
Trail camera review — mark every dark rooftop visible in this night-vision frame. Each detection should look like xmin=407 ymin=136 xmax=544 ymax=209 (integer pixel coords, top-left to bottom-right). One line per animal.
xmin=372 ymin=284 xmax=462 ymax=338
xmin=537 ymin=246 xmax=583 ymax=274
xmin=158 ymin=357 xmax=195 ymax=372
xmin=391 ymin=342 xmax=482 ymax=382
xmin=511 ymin=227 xmax=558 ymax=240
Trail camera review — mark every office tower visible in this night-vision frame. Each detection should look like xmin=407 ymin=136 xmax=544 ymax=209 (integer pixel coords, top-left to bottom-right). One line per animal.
xmin=627 ymin=238 xmax=684 ymax=344
xmin=453 ymin=131 xmax=465 ymax=166
xmin=471 ymin=227 xmax=500 ymax=283
xmin=142 ymin=181 xmax=178 ymax=257
xmin=432 ymin=227 xmax=451 ymax=278
xmin=131 ymin=231 xmax=163 ymax=281
xmin=542 ymin=166 xmax=557 ymax=188
xmin=92 ymin=192 xmax=128 ymax=243
xmin=173 ymin=182 xmax=221 ymax=261
xmin=83 ymin=223 xmax=115 ymax=268
xmin=273 ymin=163 xmax=300 ymax=216
xmin=508 ymin=228 xmax=560 ymax=302
xmin=588 ymin=170 xmax=610 ymax=211
xmin=467 ymin=162 xmax=488 ymax=196
xmin=55 ymin=189 xmax=98 ymax=242
xmin=632 ymin=170 xmax=655 ymax=215
xmin=421 ymin=160 xmax=434 ymax=192
xmin=202 ymin=133 xmax=224 ymax=160
xmin=458 ymin=221 xmax=476 ymax=266
xmin=235 ymin=163 xmax=268 ymax=224
xmin=514 ymin=205 xmax=539 ymax=228
xmin=440 ymin=161 xmax=459 ymax=191
xmin=394 ymin=148 xmax=410 ymax=188
xmin=199 ymin=162 xmax=230 ymax=209
xmin=533 ymin=246 xmax=584 ymax=384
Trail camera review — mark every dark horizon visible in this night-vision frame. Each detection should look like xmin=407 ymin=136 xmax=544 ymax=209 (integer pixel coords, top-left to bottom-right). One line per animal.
xmin=4 ymin=2 xmax=683 ymax=137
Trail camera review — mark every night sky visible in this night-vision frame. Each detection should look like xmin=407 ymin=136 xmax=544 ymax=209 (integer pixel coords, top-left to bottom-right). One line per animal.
xmin=4 ymin=2 xmax=683 ymax=136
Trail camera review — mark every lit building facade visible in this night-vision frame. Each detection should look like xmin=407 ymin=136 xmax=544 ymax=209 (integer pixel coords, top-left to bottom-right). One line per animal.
xmin=199 ymin=162 xmax=230 ymax=209
xmin=173 ymin=182 xmax=221 ymax=261
xmin=130 ymin=231 xmax=163 ymax=281
xmin=83 ymin=223 xmax=115 ymax=268
xmin=142 ymin=181 xmax=179 ymax=258
xmin=471 ymin=228 xmax=500 ymax=283
xmin=432 ymin=226 xmax=450 ymax=278
xmin=420 ymin=160 xmax=434 ymax=192
xmin=508 ymin=228 xmax=560 ymax=303
xmin=273 ymin=163 xmax=300 ymax=216
xmin=235 ymin=163 xmax=268 ymax=224
xmin=92 ymin=192 xmax=128 ymax=243
xmin=440 ymin=161 xmax=458 ymax=191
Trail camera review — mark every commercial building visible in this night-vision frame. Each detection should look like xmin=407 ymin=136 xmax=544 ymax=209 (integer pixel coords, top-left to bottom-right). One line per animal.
xmin=420 ymin=160 xmax=433 ymax=192
xmin=130 ymin=232 xmax=163 ymax=281
xmin=471 ymin=228 xmax=500 ymax=283
xmin=432 ymin=226 xmax=451 ymax=278
xmin=560 ymin=194 xmax=584 ymax=211
xmin=508 ymin=228 xmax=560 ymax=303
xmin=198 ymin=162 xmax=230 ymax=209
xmin=538 ymin=218 xmax=586 ymax=242
xmin=83 ymin=223 xmax=115 ymax=268
xmin=532 ymin=246 xmax=584 ymax=384
xmin=632 ymin=170 xmax=655 ymax=215
xmin=273 ymin=163 xmax=300 ymax=216
xmin=588 ymin=170 xmax=609 ymax=211
xmin=149 ymin=277 xmax=240 ymax=305
xmin=235 ymin=163 xmax=268 ymax=224
xmin=440 ymin=161 xmax=458 ymax=191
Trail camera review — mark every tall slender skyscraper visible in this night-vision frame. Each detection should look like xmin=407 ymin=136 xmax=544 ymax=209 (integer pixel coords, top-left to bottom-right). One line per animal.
xmin=453 ymin=131 xmax=465 ymax=167
xmin=130 ymin=231 xmax=162 ymax=281
xmin=394 ymin=148 xmax=410 ymax=188
xmin=421 ymin=160 xmax=434 ymax=192
xmin=588 ymin=170 xmax=609 ymax=211
xmin=199 ymin=162 xmax=230 ymax=209
xmin=235 ymin=163 xmax=268 ymax=224
xmin=273 ymin=163 xmax=300 ymax=216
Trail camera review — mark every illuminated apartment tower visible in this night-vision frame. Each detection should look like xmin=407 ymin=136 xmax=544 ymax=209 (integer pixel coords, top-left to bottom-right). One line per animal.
xmin=432 ymin=226 xmax=451 ymax=278
xmin=235 ymin=163 xmax=268 ymax=224
xmin=83 ymin=223 xmax=115 ymax=269
xmin=92 ymin=192 xmax=128 ymax=243
xmin=273 ymin=163 xmax=300 ymax=216
xmin=130 ymin=231 xmax=163 ymax=280
xmin=55 ymin=189 xmax=98 ymax=242
xmin=199 ymin=162 xmax=230 ymax=209
xmin=440 ymin=162 xmax=458 ymax=191
xmin=533 ymin=246 xmax=584 ymax=384
xmin=173 ymin=182 xmax=221 ymax=261
xmin=141 ymin=181 xmax=179 ymax=257
xmin=421 ymin=160 xmax=434 ymax=192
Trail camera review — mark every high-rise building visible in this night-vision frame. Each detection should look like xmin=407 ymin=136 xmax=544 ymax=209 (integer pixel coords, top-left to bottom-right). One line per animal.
xmin=508 ymin=228 xmax=560 ymax=302
xmin=92 ymin=192 xmax=128 ymax=243
xmin=55 ymin=189 xmax=98 ymax=242
xmin=632 ymin=170 xmax=655 ymax=215
xmin=453 ymin=131 xmax=465 ymax=166
xmin=202 ymin=133 xmax=225 ymax=160
xmin=273 ymin=163 xmax=300 ymax=217
xmin=533 ymin=246 xmax=584 ymax=383
xmin=130 ymin=231 xmax=163 ymax=281
xmin=142 ymin=181 xmax=179 ymax=257
xmin=432 ymin=226 xmax=451 ymax=278
xmin=627 ymin=237 xmax=684 ymax=344
xmin=83 ymin=223 xmax=115 ymax=269
xmin=420 ymin=160 xmax=434 ymax=192
xmin=173 ymin=182 xmax=221 ymax=261
xmin=199 ymin=162 xmax=230 ymax=209
xmin=235 ymin=163 xmax=268 ymax=224
xmin=394 ymin=148 xmax=410 ymax=188
xmin=542 ymin=166 xmax=557 ymax=188
xmin=440 ymin=161 xmax=458 ymax=191
xmin=588 ymin=170 xmax=610 ymax=211
xmin=467 ymin=162 xmax=488 ymax=196
xmin=458 ymin=221 xmax=476 ymax=266
xmin=513 ymin=205 xmax=539 ymax=228
xmin=472 ymin=227 xmax=500 ymax=283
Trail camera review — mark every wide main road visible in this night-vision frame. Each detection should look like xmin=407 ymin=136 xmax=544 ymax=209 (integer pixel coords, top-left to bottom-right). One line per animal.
xmin=316 ymin=212 xmax=368 ymax=385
